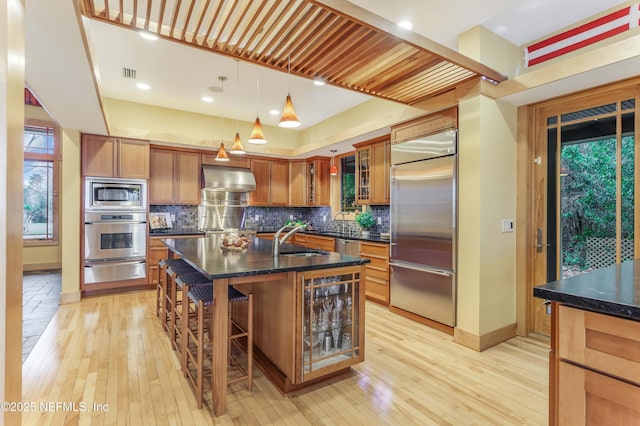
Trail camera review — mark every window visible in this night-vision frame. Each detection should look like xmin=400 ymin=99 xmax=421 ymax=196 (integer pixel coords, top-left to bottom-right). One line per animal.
xmin=340 ymin=154 xmax=357 ymax=212
xmin=23 ymin=122 xmax=60 ymax=244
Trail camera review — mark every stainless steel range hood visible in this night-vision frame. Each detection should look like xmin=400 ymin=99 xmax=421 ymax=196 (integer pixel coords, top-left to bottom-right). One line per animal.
xmin=202 ymin=165 xmax=256 ymax=192
xmin=199 ymin=165 xmax=256 ymax=232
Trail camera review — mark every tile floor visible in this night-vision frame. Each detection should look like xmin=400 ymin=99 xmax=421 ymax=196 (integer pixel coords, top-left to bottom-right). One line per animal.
xmin=22 ymin=270 xmax=61 ymax=362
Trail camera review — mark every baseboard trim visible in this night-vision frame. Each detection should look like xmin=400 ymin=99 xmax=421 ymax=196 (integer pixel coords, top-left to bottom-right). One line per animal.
xmin=454 ymin=323 xmax=517 ymax=352
xmin=60 ymin=292 xmax=81 ymax=305
xmin=388 ymin=305 xmax=454 ymax=336
xmin=23 ymin=262 xmax=62 ymax=272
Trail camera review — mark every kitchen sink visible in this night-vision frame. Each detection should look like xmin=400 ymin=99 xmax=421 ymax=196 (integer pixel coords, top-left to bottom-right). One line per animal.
xmin=280 ymin=250 xmax=329 ymax=257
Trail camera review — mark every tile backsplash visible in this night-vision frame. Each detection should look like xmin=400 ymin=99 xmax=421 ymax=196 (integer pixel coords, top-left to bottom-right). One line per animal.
xmin=150 ymin=205 xmax=198 ymax=229
xmin=150 ymin=204 xmax=390 ymax=234
xmin=244 ymin=207 xmax=325 ymax=231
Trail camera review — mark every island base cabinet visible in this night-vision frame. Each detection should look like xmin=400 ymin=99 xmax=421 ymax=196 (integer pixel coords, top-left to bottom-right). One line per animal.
xmin=558 ymin=361 xmax=640 ymax=425
xmin=296 ymin=266 xmax=365 ymax=383
xmin=228 ymin=274 xmax=296 ymax=384
xmin=229 ymin=266 xmax=365 ymax=393
xmin=552 ymin=304 xmax=640 ymax=425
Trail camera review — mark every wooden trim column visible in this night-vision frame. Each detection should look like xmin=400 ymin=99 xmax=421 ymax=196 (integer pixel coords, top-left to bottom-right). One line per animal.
xmin=1 ymin=0 xmax=26 ymax=423
xmin=212 ymin=278 xmax=229 ymax=415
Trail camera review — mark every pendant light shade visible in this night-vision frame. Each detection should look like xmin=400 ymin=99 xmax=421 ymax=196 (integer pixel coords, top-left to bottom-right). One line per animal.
xmin=329 ymin=149 xmax=338 ymax=175
xmin=248 ymin=117 xmax=267 ymax=144
xmin=279 ymin=94 xmax=300 ymax=128
xmin=213 ymin=75 xmax=231 ymax=160
xmin=230 ymin=61 xmax=246 ymax=154
xmin=279 ymin=55 xmax=301 ymax=128
xmin=230 ymin=132 xmax=245 ymax=154
xmin=215 ymin=143 xmax=230 ymax=161
xmin=248 ymin=66 xmax=267 ymax=144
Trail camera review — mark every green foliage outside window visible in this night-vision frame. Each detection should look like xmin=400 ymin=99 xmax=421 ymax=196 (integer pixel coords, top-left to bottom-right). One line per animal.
xmin=560 ymin=136 xmax=634 ymax=270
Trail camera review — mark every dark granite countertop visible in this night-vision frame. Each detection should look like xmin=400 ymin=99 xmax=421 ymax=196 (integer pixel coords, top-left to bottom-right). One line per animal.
xmin=255 ymin=229 xmax=390 ymax=244
xmin=162 ymin=235 xmax=369 ymax=280
xmin=149 ymin=228 xmax=204 ymax=237
xmin=533 ymin=260 xmax=640 ymax=321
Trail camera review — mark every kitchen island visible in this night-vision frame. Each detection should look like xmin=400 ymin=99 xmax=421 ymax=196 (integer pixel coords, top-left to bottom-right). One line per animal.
xmin=162 ymin=235 xmax=369 ymax=416
xmin=534 ymin=260 xmax=640 ymax=425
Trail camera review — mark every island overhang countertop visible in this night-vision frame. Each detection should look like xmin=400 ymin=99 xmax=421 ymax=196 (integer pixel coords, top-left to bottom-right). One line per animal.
xmin=161 ymin=235 xmax=370 ymax=279
xmin=533 ymin=259 xmax=640 ymax=321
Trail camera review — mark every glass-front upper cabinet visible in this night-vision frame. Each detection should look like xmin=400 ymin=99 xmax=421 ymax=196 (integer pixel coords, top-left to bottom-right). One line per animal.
xmin=355 ymin=137 xmax=390 ymax=205
xmin=298 ymin=266 xmax=363 ymax=382
xmin=356 ymin=148 xmax=370 ymax=204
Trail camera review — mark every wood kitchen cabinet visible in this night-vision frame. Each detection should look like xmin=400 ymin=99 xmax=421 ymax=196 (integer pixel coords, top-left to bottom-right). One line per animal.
xmin=226 ymin=264 xmax=365 ymax=393
xmin=289 ymin=160 xmax=307 ymax=206
xmin=550 ymin=304 xmax=640 ymax=424
xmin=354 ymin=136 xmax=389 ymax=205
xmin=249 ymin=159 xmax=289 ymax=206
xmin=359 ymin=241 xmax=390 ymax=304
xmin=148 ymin=235 xmax=200 ymax=286
xmin=148 ymin=237 xmax=170 ymax=287
xmin=307 ymin=157 xmax=330 ymax=206
xmin=270 ymin=160 xmax=289 ymax=206
xmin=294 ymin=234 xmax=335 ymax=251
xmin=149 ymin=149 xmax=200 ymax=204
xmin=201 ymin=153 xmax=250 ymax=168
xmin=296 ymin=266 xmax=364 ymax=383
xmin=82 ymin=134 xmax=149 ymax=179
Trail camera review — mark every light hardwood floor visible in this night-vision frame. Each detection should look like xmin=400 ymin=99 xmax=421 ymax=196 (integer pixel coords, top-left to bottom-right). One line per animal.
xmin=22 ymin=290 xmax=548 ymax=425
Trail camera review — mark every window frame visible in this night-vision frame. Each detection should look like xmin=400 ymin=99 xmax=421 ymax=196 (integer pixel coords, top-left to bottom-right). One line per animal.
xmin=23 ymin=119 xmax=61 ymax=246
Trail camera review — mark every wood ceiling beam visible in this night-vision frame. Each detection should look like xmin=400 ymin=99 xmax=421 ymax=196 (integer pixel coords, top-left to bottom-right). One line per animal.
xmin=309 ymin=0 xmax=506 ymax=83
xmin=81 ymin=0 xmax=507 ymax=106
xmin=202 ymin=0 xmax=225 ymax=47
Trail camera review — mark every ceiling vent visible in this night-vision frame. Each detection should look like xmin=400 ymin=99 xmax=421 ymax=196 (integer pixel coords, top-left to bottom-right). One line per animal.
xmin=122 ymin=67 xmax=136 ymax=79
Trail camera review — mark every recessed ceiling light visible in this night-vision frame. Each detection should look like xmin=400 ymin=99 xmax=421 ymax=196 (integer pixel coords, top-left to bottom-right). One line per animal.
xmin=398 ymin=20 xmax=413 ymax=30
xmin=136 ymin=83 xmax=150 ymax=90
xmin=313 ymin=78 xmax=326 ymax=86
xmin=202 ymin=96 xmax=213 ymax=103
xmin=269 ymin=109 xmax=280 ymax=115
xmin=139 ymin=31 xmax=158 ymax=41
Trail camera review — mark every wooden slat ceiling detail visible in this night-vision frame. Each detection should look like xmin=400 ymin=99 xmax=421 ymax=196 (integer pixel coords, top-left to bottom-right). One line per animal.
xmin=79 ymin=0 xmax=504 ymax=105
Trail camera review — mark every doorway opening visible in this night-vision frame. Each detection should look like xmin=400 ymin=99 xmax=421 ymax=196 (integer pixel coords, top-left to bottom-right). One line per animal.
xmin=531 ymin=94 xmax=637 ymax=336
xmin=549 ymin=101 xmax=635 ymax=280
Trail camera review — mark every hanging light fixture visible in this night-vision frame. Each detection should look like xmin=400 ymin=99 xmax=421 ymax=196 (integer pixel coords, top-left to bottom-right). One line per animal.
xmin=230 ymin=61 xmax=246 ymax=154
xmin=230 ymin=132 xmax=244 ymax=154
xmin=215 ymin=76 xmax=230 ymax=162
xmin=248 ymin=67 xmax=267 ymax=144
xmin=279 ymin=54 xmax=301 ymax=128
xmin=329 ymin=149 xmax=338 ymax=176
xmin=216 ymin=142 xmax=230 ymax=161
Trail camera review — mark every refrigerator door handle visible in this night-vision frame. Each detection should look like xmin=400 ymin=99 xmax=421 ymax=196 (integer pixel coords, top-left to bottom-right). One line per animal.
xmin=390 ymin=261 xmax=453 ymax=277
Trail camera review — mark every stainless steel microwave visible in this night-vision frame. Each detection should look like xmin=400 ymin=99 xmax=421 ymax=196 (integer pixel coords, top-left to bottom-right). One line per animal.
xmin=84 ymin=177 xmax=147 ymax=211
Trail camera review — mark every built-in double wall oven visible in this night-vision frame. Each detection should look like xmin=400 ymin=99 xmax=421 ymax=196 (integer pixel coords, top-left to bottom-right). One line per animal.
xmin=83 ymin=177 xmax=147 ymax=286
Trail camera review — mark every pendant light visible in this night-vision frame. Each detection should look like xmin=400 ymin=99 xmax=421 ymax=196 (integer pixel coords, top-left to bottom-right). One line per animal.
xmin=230 ymin=61 xmax=246 ymax=154
xmin=279 ymin=54 xmax=301 ymax=128
xmin=215 ymin=142 xmax=230 ymax=161
xmin=248 ymin=67 xmax=267 ymax=144
xmin=215 ymin=76 xmax=230 ymax=161
xmin=329 ymin=149 xmax=338 ymax=176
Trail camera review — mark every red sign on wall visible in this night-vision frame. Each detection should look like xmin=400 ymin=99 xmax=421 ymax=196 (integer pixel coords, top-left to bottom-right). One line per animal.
xmin=525 ymin=3 xmax=640 ymax=67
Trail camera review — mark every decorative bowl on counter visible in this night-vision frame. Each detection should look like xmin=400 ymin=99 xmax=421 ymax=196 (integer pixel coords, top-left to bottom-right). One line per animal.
xmin=221 ymin=233 xmax=251 ymax=251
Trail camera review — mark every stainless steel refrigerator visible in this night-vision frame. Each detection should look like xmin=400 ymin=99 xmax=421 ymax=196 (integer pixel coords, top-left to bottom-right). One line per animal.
xmin=390 ymin=129 xmax=457 ymax=326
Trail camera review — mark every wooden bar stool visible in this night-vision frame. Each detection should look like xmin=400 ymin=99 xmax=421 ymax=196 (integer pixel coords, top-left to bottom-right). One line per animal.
xmin=180 ymin=275 xmax=254 ymax=408
xmin=158 ymin=259 xmax=196 ymax=335
xmin=172 ymin=271 xmax=213 ymax=355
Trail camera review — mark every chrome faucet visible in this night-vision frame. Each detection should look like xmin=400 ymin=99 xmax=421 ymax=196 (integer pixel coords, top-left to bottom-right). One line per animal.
xmin=272 ymin=222 xmax=307 ymax=256
xmin=332 ymin=211 xmax=347 ymax=234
